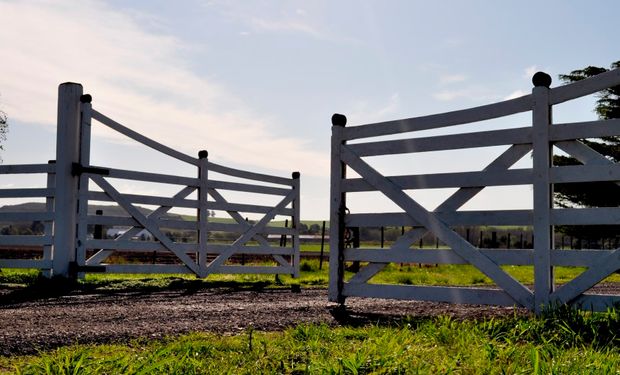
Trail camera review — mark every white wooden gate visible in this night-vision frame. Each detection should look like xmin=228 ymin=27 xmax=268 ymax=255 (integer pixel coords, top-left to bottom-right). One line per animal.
xmin=329 ymin=69 xmax=620 ymax=313
xmin=0 ymin=83 xmax=300 ymax=278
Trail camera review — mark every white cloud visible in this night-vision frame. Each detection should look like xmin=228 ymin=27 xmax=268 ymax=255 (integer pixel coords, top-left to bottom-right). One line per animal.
xmin=0 ymin=0 xmax=327 ymax=176
xmin=432 ymin=87 xmax=496 ymax=102
xmin=524 ymin=65 xmax=538 ymax=79
xmin=438 ymin=74 xmax=468 ymax=85
xmin=347 ymin=93 xmax=401 ymax=124
xmin=504 ymin=90 xmax=529 ymax=100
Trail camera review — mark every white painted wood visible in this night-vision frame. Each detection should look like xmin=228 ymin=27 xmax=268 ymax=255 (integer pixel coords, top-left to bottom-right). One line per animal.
xmin=198 ymin=155 xmax=209 ymax=270
xmin=216 ymin=265 xmax=294 ymax=274
xmin=53 ymin=83 xmax=83 ymax=277
xmin=329 ymin=124 xmax=346 ymax=302
xmin=342 ymin=94 xmax=532 ymax=140
xmin=76 ymin=101 xmax=92 ymax=273
xmin=86 ymin=191 xmax=198 ymax=209
xmin=0 ymin=235 xmax=53 ymax=246
xmin=42 ymin=162 xmax=55 ymax=277
xmin=0 ymin=259 xmax=53 ymax=269
xmin=291 ymin=174 xmax=301 ymax=277
xmin=206 ymin=244 xmax=294 ymax=255
xmin=348 ymin=127 xmax=532 ymax=157
xmin=346 ymin=210 xmax=532 ymax=227
xmin=343 ymin=283 xmax=519 ymax=306
xmin=348 ymin=263 xmax=388 ymax=284
xmin=550 ymin=118 xmax=620 ymax=141
xmin=92 ymin=109 xmax=198 ymax=166
xmin=551 ymin=165 xmax=620 ymax=184
xmin=532 ymin=84 xmax=554 ymax=313
xmin=106 ymin=167 xmax=200 ymax=187
xmin=87 ymin=215 xmax=197 ymax=230
xmin=0 ymin=163 xmax=54 ymax=174
xmin=209 ymin=161 xmax=293 ymax=186
xmin=550 ymin=248 xmax=620 ymax=305
xmin=90 ymin=175 xmax=200 ymax=274
xmin=555 ymin=140 xmax=618 ymax=167
xmin=207 ymin=179 xmax=291 ymax=196
xmin=340 ymin=145 xmax=534 ymax=308
xmin=551 ymin=250 xmax=612 ymax=267
xmin=204 ymin=191 xmax=295 ymax=276
xmin=550 ymin=67 xmax=620 ymax=105
xmin=345 ymin=249 xmax=534 ymax=265
xmin=0 ymin=212 xmax=55 ymax=222
xmin=207 ymin=200 xmax=294 ymax=216
xmin=104 ymin=264 xmax=193 ymax=274
xmin=343 ymin=168 xmax=532 ymax=192
xmin=86 ymin=239 xmax=196 ymax=252
xmin=551 ymin=208 xmax=620 ymax=225
xmin=571 ymin=294 xmax=620 ymax=312
xmin=434 ymin=144 xmax=532 ymax=212
xmin=207 ymin=221 xmax=297 ymax=235
xmin=0 ymin=188 xmax=55 ymax=198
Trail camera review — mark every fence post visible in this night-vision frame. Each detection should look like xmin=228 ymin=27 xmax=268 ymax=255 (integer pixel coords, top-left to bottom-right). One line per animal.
xmin=292 ymin=171 xmax=301 ymax=278
xmin=197 ymin=150 xmax=209 ymax=274
xmin=75 ymin=94 xmax=92 ymax=278
xmin=319 ymin=220 xmax=326 ymax=270
xmin=329 ymin=113 xmax=347 ymax=303
xmin=52 ymin=83 xmax=83 ymax=278
xmin=532 ymin=72 xmax=554 ymax=313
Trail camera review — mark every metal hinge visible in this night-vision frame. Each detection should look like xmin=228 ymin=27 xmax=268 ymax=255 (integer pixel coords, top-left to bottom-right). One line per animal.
xmin=71 ymin=163 xmax=110 ymax=176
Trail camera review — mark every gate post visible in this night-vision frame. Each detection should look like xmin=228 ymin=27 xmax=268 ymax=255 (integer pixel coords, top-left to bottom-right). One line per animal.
xmin=52 ymin=83 xmax=83 ymax=278
xmin=329 ymin=113 xmax=347 ymax=303
xmin=197 ymin=150 xmax=209 ymax=274
xmin=532 ymin=72 xmax=554 ymax=313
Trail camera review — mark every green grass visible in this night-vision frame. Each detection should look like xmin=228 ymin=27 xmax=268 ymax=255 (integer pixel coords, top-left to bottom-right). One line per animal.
xmin=3 ymin=307 xmax=620 ymax=374
xmin=3 ymin=258 xmax=620 ymax=293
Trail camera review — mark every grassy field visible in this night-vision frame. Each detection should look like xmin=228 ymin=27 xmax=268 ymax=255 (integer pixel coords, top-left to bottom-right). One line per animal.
xmin=2 ymin=307 xmax=620 ymax=374
xmin=3 ymin=258 xmax=620 ymax=373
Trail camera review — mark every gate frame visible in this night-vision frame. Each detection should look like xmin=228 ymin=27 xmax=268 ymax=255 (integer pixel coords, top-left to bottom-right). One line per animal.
xmin=0 ymin=82 xmax=300 ymax=279
xmin=329 ymin=69 xmax=620 ymax=313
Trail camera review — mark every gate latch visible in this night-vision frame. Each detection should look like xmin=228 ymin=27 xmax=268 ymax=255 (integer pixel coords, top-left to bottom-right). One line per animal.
xmin=71 ymin=163 xmax=110 ymax=176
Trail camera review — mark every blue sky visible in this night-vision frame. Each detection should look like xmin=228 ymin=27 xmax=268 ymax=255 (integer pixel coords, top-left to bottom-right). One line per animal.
xmin=0 ymin=0 xmax=618 ymax=219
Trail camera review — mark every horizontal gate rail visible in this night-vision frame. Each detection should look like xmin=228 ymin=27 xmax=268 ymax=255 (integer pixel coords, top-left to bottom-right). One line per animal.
xmin=330 ymin=69 xmax=620 ymax=313
xmin=0 ymin=162 xmax=56 ymax=275
xmin=0 ymin=82 xmax=300 ymax=279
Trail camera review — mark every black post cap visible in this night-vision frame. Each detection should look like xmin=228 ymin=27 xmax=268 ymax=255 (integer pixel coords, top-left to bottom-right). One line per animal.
xmin=331 ymin=113 xmax=347 ymax=127
xmin=292 ymin=171 xmax=300 ymax=179
xmin=198 ymin=150 xmax=209 ymax=159
xmin=80 ymin=94 xmax=92 ymax=103
xmin=532 ymin=72 xmax=552 ymax=88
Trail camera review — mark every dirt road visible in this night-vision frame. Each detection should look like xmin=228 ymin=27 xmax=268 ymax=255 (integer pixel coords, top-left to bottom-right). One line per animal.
xmin=0 ymin=286 xmax=530 ymax=356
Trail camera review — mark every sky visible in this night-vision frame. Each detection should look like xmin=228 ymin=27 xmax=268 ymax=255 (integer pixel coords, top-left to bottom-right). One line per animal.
xmin=0 ymin=0 xmax=618 ymax=220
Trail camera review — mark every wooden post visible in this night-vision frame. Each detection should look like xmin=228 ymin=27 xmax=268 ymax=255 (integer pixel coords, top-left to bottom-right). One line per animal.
xmin=380 ymin=226 xmax=384 ymax=248
xmin=75 ymin=94 xmax=92 ymax=279
xmin=532 ymin=72 xmax=554 ymax=313
xmin=197 ymin=150 xmax=209 ymax=273
xmin=292 ymin=172 xmax=301 ymax=278
xmin=319 ymin=220 xmax=326 ymax=270
xmin=329 ymin=113 xmax=347 ymax=303
xmin=52 ymin=83 xmax=83 ymax=278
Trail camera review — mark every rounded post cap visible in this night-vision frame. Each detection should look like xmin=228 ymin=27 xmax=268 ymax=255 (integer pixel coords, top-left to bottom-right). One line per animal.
xmin=331 ymin=113 xmax=347 ymax=127
xmin=198 ymin=150 xmax=209 ymax=159
xmin=292 ymin=171 xmax=300 ymax=179
xmin=80 ymin=94 xmax=92 ymax=103
xmin=532 ymin=72 xmax=552 ymax=88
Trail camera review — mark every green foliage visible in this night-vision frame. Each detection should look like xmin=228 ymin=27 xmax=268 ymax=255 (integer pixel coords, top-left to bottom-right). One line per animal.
xmin=555 ymin=61 xmax=620 ymax=239
xmin=5 ymin=310 xmax=620 ymax=374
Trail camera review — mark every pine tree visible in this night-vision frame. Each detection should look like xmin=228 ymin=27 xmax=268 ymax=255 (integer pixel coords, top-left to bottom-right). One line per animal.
xmin=554 ymin=61 xmax=620 ymax=243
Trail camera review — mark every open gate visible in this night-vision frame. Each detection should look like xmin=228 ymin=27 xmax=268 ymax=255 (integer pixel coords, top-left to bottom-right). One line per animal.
xmin=0 ymin=83 xmax=300 ymax=278
xmin=329 ymin=69 xmax=620 ymax=313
